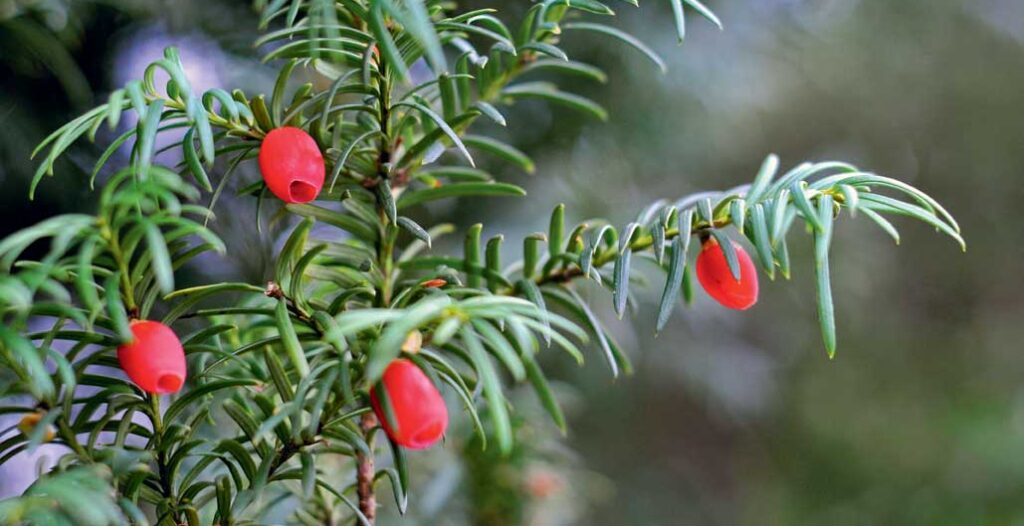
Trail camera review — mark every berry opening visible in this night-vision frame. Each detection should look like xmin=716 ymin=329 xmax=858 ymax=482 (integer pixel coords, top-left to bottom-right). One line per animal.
xmin=289 ymin=181 xmax=318 ymax=203
xmin=409 ymin=421 xmax=445 ymax=449
xmin=155 ymin=373 xmax=184 ymax=394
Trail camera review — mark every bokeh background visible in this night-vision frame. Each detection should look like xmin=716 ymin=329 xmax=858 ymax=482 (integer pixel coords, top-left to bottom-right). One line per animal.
xmin=3 ymin=0 xmax=1024 ymax=524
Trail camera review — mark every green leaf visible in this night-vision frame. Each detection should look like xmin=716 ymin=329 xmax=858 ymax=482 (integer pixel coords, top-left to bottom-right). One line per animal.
xmin=394 ymin=101 xmax=475 ymax=166
xmin=669 ymin=0 xmax=686 ymax=42
xmin=551 ymin=287 xmax=622 ymax=377
xmin=748 ymin=204 xmax=776 ymax=279
xmin=839 ymin=184 xmax=859 ymax=216
xmin=107 ymin=89 xmax=126 ymax=130
xmin=329 ymin=129 xmax=383 ymax=191
xmin=0 ymin=326 xmax=55 ymax=400
xmin=264 ymin=347 xmax=294 ymax=402
xmin=421 ymin=349 xmax=486 ymax=444
xmin=203 ymin=88 xmax=242 ymax=122
xmin=729 ymin=198 xmax=746 ymax=234
xmin=461 ymin=326 xmax=513 ymax=454
xmin=164 ymin=379 xmax=259 ymax=424
xmin=562 ymin=22 xmax=666 ymax=73
xmin=401 ymin=113 xmax=477 ymax=167
xmin=824 ymin=172 xmax=959 ymax=233
xmin=502 ymin=82 xmax=608 ymax=120
xmin=473 ymin=319 xmax=526 ymax=381
xmin=74 ymin=236 xmax=102 ymax=317
xmin=521 ymin=352 xmax=566 ymax=433
xmin=276 ymin=300 xmax=311 ymax=377
xmin=567 ymin=0 xmax=615 ymax=15
xmin=522 ymin=233 xmax=545 ymax=279
xmin=135 ymin=98 xmax=165 ymax=176
xmin=464 ymin=223 xmax=483 ymax=289
xmin=860 ymin=207 xmax=900 ymax=245
xmin=548 ymin=204 xmax=565 ymax=260
xmin=651 ymin=221 xmax=666 ymax=264
xmin=613 ymin=246 xmax=632 ymax=319
xmin=485 ymin=235 xmax=504 ymax=292
xmin=435 ymin=21 xmax=515 ymax=50
xmin=858 ymin=193 xmax=965 ymax=250
xmin=299 ymin=451 xmax=316 ymax=497
xmin=142 ymin=221 xmax=174 ymax=295
xmin=271 ymin=59 xmax=298 ymax=126
xmin=31 ymin=106 xmax=111 ymax=198
xmin=522 ymin=59 xmax=608 ymax=83
xmin=276 ymin=217 xmax=313 ymax=290
xmin=248 ymin=94 xmax=273 ymax=132
xmin=286 ymin=203 xmax=377 ymax=241
xmin=789 ymin=182 xmax=824 ymax=233
xmin=201 ymin=404 xmax=265 ymax=474
xmin=289 ymin=242 xmax=326 ymax=303
xmin=682 ymin=262 xmax=696 ymax=304
xmin=438 ymin=73 xmax=459 ymax=120
xmin=0 ymin=278 xmax=30 ymax=313
xmin=685 ymin=0 xmax=724 ymax=30
xmin=162 ymin=282 xmax=265 ymax=324
xmin=380 ymin=0 xmax=447 ymax=73
xmin=746 ymin=154 xmax=780 ymax=203
xmin=366 ymin=296 xmax=453 ymax=383
xmin=369 ymin=3 xmax=409 ymax=81
xmin=657 ymin=226 xmax=690 ymax=332
xmin=382 ymin=445 xmax=409 ymax=513
xmin=696 ymin=198 xmax=714 ymax=224
xmin=188 ymin=98 xmax=216 ymax=166
xmin=315 ymin=480 xmax=373 ymax=526
xmin=215 ymin=475 xmax=233 ymax=525
xmin=104 ymin=272 xmax=132 ymax=341
xmin=777 ymin=237 xmax=792 ymax=280
xmin=814 ymin=195 xmax=836 ymax=358
xmin=520 ymin=42 xmax=568 ymax=60
xmin=769 ymin=189 xmax=791 ymax=245
xmin=397 ymin=216 xmax=431 ymax=248
xmin=397 ymin=182 xmax=525 ymax=209
xmin=377 ymin=179 xmax=398 ymax=224
xmin=463 ymin=135 xmax=535 ymax=173
xmin=708 ymin=230 xmax=741 ymax=281
xmin=580 ymin=225 xmax=614 ymax=279
xmin=182 ymin=128 xmax=213 ymax=192
xmin=418 ymin=166 xmax=493 ymax=183
xmin=518 ymin=279 xmax=551 ymax=342
xmin=306 ymin=368 xmax=339 ymax=439
xmin=473 ymin=101 xmax=507 ymax=126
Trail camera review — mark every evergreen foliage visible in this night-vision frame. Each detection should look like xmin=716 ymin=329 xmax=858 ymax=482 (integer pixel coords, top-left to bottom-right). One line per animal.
xmin=0 ymin=1 xmax=963 ymax=524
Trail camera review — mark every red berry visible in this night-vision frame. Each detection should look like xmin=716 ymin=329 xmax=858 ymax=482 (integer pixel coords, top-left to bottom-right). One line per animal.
xmin=370 ymin=359 xmax=448 ymax=450
xmin=117 ymin=320 xmax=187 ymax=394
xmin=420 ymin=278 xmax=447 ymax=289
xmin=696 ymin=238 xmax=759 ymax=310
xmin=258 ymin=127 xmax=325 ymax=204
xmin=18 ymin=411 xmax=56 ymax=443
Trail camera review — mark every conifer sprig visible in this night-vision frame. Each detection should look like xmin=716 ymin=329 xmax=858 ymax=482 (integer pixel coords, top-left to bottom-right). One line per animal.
xmin=0 ymin=1 xmax=963 ymax=524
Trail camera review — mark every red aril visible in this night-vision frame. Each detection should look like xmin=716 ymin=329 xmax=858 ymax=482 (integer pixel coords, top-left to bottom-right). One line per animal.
xmin=18 ymin=411 xmax=56 ymax=443
xmin=696 ymin=238 xmax=759 ymax=310
xmin=370 ymin=359 xmax=448 ymax=450
xmin=258 ymin=127 xmax=325 ymax=204
xmin=117 ymin=320 xmax=187 ymax=394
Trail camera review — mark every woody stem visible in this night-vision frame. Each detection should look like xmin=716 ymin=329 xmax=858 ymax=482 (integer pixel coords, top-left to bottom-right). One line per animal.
xmin=356 ymin=412 xmax=378 ymax=523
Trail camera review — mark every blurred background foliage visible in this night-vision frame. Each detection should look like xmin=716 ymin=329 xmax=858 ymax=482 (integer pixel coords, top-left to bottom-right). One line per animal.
xmin=2 ymin=0 xmax=1023 ymax=524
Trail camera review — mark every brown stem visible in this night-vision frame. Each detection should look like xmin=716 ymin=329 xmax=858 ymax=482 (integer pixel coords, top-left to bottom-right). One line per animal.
xmin=521 ymin=218 xmax=732 ymax=291
xmin=356 ymin=412 xmax=377 ymax=523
